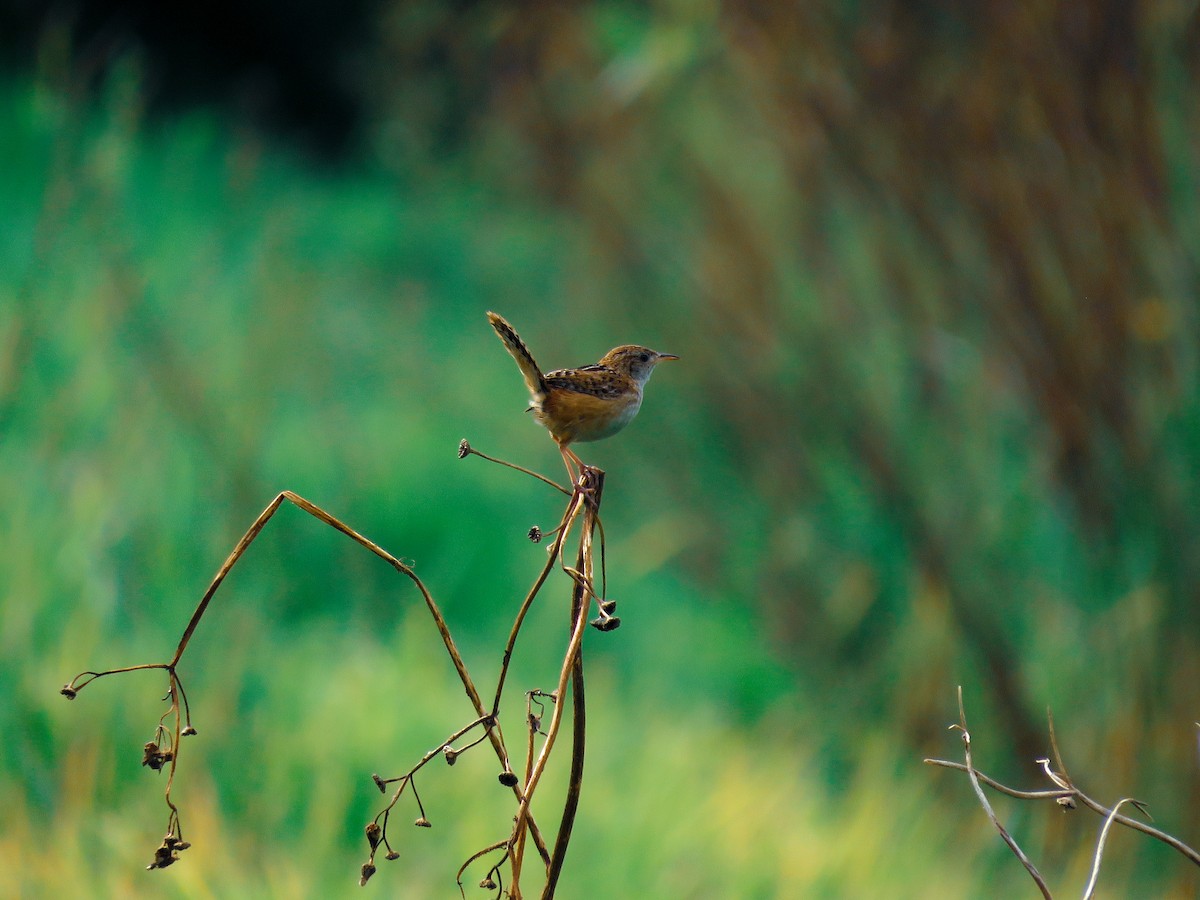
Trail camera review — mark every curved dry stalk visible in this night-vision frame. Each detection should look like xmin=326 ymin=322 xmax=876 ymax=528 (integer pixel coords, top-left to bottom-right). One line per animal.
xmin=67 ymin=437 xmax=616 ymax=891
xmin=491 ymin=491 xmax=585 ymax=716
xmin=950 ymin=686 xmax=1052 ymax=899
xmin=456 ymin=840 xmax=511 ymax=898
xmin=931 ymin=691 xmax=1200 ymax=899
xmin=925 ymin=757 xmax=1200 ymax=867
xmin=506 ymin=466 xmax=604 ymax=899
xmin=1083 ymin=798 xmax=1139 ymax=900
xmin=458 ymin=439 xmax=570 ymax=495
xmin=65 ymin=486 xmax=558 ymax=877
xmin=543 ymin=541 xmax=590 ymax=899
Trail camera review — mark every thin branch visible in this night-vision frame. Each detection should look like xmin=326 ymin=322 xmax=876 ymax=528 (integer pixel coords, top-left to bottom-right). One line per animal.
xmin=543 ymin=534 xmax=591 ymax=899
xmin=491 ymin=493 xmax=582 ymax=717
xmin=950 ymin=686 xmax=1052 ymax=899
xmin=511 ymin=467 xmax=603 ymax=898
xmin=459 ymin=439 xmax=569 ymax=495
xmin=1083 ymin=798 xmax=1139 ymax=900
xmin=925 ymin=759 xmax=1200 ymax=867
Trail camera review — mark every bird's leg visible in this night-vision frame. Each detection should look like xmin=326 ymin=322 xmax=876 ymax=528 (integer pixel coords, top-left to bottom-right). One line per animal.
xmin=558 ymin=443 xmax=584 ymax=488
xmin=558 ymin=443 xmax=605 ymax=511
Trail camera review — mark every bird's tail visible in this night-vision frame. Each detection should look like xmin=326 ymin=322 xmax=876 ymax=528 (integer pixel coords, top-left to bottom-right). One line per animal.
xmin=487 ymin=311 xmax=547 ymax=398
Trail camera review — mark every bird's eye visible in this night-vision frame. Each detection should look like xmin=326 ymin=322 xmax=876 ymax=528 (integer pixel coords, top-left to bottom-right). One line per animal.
xmin=639 ymin=352 xmax=650 ymax=362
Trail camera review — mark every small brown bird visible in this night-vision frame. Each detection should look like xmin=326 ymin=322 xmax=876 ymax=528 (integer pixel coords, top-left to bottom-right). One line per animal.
xmin=487 ymin=311 xmax=678 ymax=481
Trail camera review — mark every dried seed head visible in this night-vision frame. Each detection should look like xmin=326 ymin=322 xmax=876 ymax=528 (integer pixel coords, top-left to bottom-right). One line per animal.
xmin=372 ymin=773 xmax=388 ymax=793
xmin=528 ymin=525 xmax=542 ymax=543
xmin=414 ymin=816 xmax=431 ymax=828
xmin=385 ymin=849 xmax=401 ymax=861
xmin=457 ymin=439 xmax=471 ymax=459
xmin=497 ymin=771 xmax=519 ymax=788
xmin=60 ymin=685 xmax=77 ymax=700
xmin=141 ymin=741 xmax=173 ymax=771
xmin=479 ymin=877 xmax=497 ymax=890
xmin=365 ymin=822 xmax=382 ymax=849
xmin=443 ymin=746 xmax=458 ymax=766
xmin=146 ymin=833 xmax=188 ymax=869
xmin=590 ymin=615 xmax=622 ymax=632
xmin=359 ymin=862 xmax=377 ymax=886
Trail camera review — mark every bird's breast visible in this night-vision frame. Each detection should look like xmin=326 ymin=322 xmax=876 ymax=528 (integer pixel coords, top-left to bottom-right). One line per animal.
xmin=536 ymin=388 xmax=643 ymax=444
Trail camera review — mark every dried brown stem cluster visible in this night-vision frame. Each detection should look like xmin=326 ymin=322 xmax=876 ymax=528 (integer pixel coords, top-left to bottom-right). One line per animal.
xmin=61 ymin=440 xmax=621 ymax=897
xmin=926 ymin=687 xmax=1200 ymax=897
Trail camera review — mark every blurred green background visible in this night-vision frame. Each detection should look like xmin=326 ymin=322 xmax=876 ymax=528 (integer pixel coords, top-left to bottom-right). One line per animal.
xmin=3 ymin=2 xmax=1200 ymax=897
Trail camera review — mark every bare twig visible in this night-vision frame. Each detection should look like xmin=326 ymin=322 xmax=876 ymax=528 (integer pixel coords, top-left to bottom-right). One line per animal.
xmin=459 ymin=439 xmax=569 ymax=495
xmin=923 ymin=763 xmax=1200 ymax=866
xmin=65 ymin=439 xmax=621 ymax=893
xmin=949 ymin=686 xmax=1052 ymax=899
xmin=1083 ymin=798 xmax=1140 ymax=900
xmin=509 ymin=466 xmax=604 ymax=898
xmin=543 ymin=472 xmax=602 ymax=898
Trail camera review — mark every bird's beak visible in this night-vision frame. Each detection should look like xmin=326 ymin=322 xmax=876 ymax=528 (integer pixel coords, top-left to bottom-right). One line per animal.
xmin=657 ymin=353 xmax=680 ymax=361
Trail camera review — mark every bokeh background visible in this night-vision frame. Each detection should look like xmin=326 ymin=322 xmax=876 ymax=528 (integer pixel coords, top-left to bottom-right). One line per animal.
xmin=3 ymin=1 xmax=1199 ymax=897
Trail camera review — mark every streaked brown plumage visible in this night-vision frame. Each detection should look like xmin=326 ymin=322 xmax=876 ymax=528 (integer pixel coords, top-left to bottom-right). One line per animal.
xmin=487 ymin=311 xmax=678 ymax=480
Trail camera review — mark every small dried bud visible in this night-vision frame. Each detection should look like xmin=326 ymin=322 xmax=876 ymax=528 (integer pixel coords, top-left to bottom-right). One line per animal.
xmin=457 ymin=439 xmax=471 ymax=459
xmin=372 ymin=773 xmax=388 ymax=793
xmin=528 ymin=714 xmax=542 ymax=734
xmin=141 ymin=741 xmax=172 ymax=771
xmin=181 ymin=724 xmax=198 ymax=737
xmin=359 ymin=862 xmax=377 ymax=886
xmin=414 ymin=816 xmax=431 ymax=828
xmin=589 ymin=615 xmax=621 ymax=632
xmin=497 ymin=771 xmax=519 ymax=788
xmin=442 ymin=746 xmax=458 ymax=766
xmin=147 ymin=848 xmax=178 ymax=870
xmin=385 ymin=849 xmax=401 ymax=861
xmin=1056 ymin=796 xmax=1076 ymax=810
xmin=599 ymin=599 xmax=618 ymax=615
xmin=147 ymin=834 xmax=184 ymax=869
xmin=527 ymin=525 xmax=542 ymax=543
xmin=479 ymin=877 xmax=497 ymax=890
xmin=365 ymin=822 xmax=383 ymax=849
xmin=60 ymin=685 xmax=77 ymax=700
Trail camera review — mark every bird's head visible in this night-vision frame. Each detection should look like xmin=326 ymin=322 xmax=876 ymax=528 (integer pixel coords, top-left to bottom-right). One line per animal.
xmin=598 ymin=345 xmax=679 ymax=386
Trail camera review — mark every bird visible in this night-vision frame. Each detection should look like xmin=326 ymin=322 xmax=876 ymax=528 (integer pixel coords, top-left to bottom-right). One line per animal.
xmin=486 ymin=311 xmax=678 ymax=482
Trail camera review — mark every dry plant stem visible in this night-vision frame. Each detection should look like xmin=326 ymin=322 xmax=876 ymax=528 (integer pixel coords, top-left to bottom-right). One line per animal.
xmin=951 ymin=686 xmax=1052 ymax=899
xmin=543 ymin=530 xmax=592 ymax=900
xmin=460 ymin=440 xmax=570 ymax=496
xmin=924 ymin=759 xmax=1200 ymax=866
xmin=373 ymin=715 xmax=494 ymax=824
xmin=508 ymin=468 xmax=603 ymax=899
xmin=1084 ymin=798 xmax=1138 ymax=900
xmin=139 ymin=489 xmax=549 ymax=862
xmin=491 ymin=487 xmax=587 ymax=716
xmin=513 ymin=694 xmax=541 ymax=879
xmin=1048 ymin=708 xmax=1069 ymax=777
xmin=159 ymin=671 xmax=183 ymax=829
xmin=456 ymin=840 xmax=511 ymax=897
